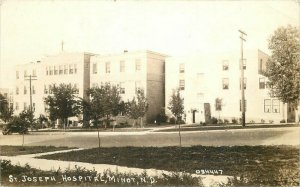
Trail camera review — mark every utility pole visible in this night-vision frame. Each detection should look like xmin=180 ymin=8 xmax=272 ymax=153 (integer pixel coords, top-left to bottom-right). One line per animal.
xmin=24 ymin=75 xmax=37 ymax=115
xmin=239 ymin=30 xmax=247 ymax=127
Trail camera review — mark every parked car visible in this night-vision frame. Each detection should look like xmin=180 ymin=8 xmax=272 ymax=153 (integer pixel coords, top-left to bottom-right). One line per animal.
xmin=2 ymin=120 xmax=29 ymax=135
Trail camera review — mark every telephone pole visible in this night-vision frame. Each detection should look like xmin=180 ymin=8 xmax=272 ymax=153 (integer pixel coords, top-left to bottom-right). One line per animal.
xmin=24 ymin=75 xmax=37 ymax=114
xmin=239 ymin=30 xmax=247 ymax=127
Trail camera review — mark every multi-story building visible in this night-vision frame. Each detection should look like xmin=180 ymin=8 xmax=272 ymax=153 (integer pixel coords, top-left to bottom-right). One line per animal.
xmin=0 ymin=88 xmax=14 ymax=109
xmin=90 ymin=50 xmax=167 ymax=123
xmin=14 ymin=52 xmax=94 ymax=122
xmin=165 ymin=49 xmax=295 ymax=124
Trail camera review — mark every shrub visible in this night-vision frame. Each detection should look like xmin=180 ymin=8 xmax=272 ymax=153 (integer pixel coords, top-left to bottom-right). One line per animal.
xmin=249 ymin=120 xmax=255 ymax=124
xmin=261 ymin=119 xmax=265 ymax=124
xmin=218 ymin=119 xmax=223 ymax=124
xmin=224 ymin=119 xmax=229 ymax=124
xmin=210 ymin=117 xmax=218 ymax=124
xmin=232 ymin=118 xmax=238 ymax=124
xmin=169 ymin=117 xmax=176 ymax=124
xmin=280 ymin=119 xmax=286 ymax=123
xmin=269 ymin=120 xmax=274 ymax=124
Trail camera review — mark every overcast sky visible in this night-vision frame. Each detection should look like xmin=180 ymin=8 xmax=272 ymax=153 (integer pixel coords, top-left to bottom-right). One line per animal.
xmin=0 ymin=0 xmax=299 ymax=88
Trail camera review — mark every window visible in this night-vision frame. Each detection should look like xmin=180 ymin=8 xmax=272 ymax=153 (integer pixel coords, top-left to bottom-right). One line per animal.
xmin=69 ymin=64 xmax=74 ymax=74
xmin=179 ymin=80 xmax=185 ymax=90
xmin=32 ymin=69 xmax=36 ymax=76
xmin=44 ymin=85 xmax=48 ymax=94
xmin=93 ymin=63 xmax=97 ymax=74
xmin=239 ymin=99 xmax=247 ymax=111
xmin=272 ymin=99 xmax=280 ymax=113
xmin=54 ymin=66 xmax=58 ymax=75
xmin=64 ymin=65 xmax=68 ymax=74
xmin=46 ymin=67 xmax=49 ymax=75
xmin=59 ymin=65 xmax=63 ymax=75
xmin=120 ymin=82 xmax=125 ymax=94
xmin=15 ymin=102 xmax=19 ymax=110
xmin=33 ymin=103 xmax=36 ymax=111
xmin=240 ymin=59 xmax=246 ymax=70
xmin=49 ymin=85 xmax=52 ymax=94
xmin=120 ymin=61 xmax=125 ymax=72
xmin=258 ymin=59 xmax=264 ymax=73
xmin=74 ymin=64 xmax=77 ymax=74
xmin=24 ymin=70 xmax=28 ymax=77
xmin=16 ymin=71 xmax=19 ymax=79
xmin=24 ymin=86 xmax=27 ymax=94
xmin=16 ymin=87 xmax=19 ymax=95
xmin=222 ymin=78 xmax=229 ymax=89
xmin=32 ymin=85 xmax=35 ymax=94
xmin=179 ymin=63 xmax=185 ymax=73
xmin=135 ymin=59 xmax=141 ymax=71
xmin=24 ymin=102 xmax=27 ymax=110
xmin=222 ymin=60 xmax=229 ymax=70
xmin=74 ymin=84 xmax=79 ymax=94
xmin=105 ymin=62 xmax=110 ymax=73
xmin=49 ymin=66 xmax=53 ymax=75
xmin=135 ymin=81 xmax=142 ymax=93
xmin=264 ymin=99 xmax=271 ymax=113
xmin=240 ymin=78 xmax=247 ymax=89
xmin=259 ymin=77 xmax=265 ymax=89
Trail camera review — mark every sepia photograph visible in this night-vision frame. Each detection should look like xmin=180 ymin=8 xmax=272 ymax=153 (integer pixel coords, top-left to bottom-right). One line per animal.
xmin=0 ymin=0 xmax=299 ymax=186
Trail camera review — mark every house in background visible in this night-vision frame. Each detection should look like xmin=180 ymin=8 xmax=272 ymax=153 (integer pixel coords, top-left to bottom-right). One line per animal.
xmin=165 ymin=49 xmax=293 ymax=124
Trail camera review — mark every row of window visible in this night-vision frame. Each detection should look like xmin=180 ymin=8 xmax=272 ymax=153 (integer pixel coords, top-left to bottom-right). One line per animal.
xmin=46 ymin=64 xmax=77 ymax=76
xmin=15 ymin=102 xmax=35 ymax=111
xmin=222 ymin=59 xmax=247 ymax=71
xmin=222 ymin=77 xmax=271 ymax=90
xmin=222 ymin=78 xmax=247 ymax=90
xmin=92 ymin=60 xmax=141 ymax=74
xmin=91 ymin=81 xmax=143 ymax=94
xmin=16 ymin=70 xmax=37 ymax=79
xmin=264 ymin=99 xmax=280 ymax=113
xmin=44 ymin=84 xmax=79 ymax=94
xmin=16 ymin=86 xmax=36 ymax=95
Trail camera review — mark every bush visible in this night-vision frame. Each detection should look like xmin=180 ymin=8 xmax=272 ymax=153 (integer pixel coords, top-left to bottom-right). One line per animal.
xmin=280 ymin=119 xmax=286 ymax=123
xmin=232 ymin=118 xmax=238 ymax=124
xmin=249 ymin=120 xmax=255 ymax=124
xmin=261 ymin=119 xmax=265 ymax=124
xmin=224 ymin=119 xmax=229 ymax=124
xmin=169 ymin=117 xmax=176 ymax=124
xmin=218 ymin=119 xmax=223 ymax=124
xmin=210 ymin=117 xmax=218 ymax=124
xmin=269 ymin=120 xmax=274 ymax=124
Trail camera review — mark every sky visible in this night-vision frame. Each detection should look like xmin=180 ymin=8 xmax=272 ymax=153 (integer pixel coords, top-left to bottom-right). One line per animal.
xmin=0 ymin=0 xmax=299 ymax=88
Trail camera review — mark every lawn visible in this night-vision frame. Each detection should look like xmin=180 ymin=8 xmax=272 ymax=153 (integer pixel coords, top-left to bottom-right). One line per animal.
xmin=0 ymin=146 xmax=73 ymax=156
xmin=38 ymin=145 xmax=299 ymax=177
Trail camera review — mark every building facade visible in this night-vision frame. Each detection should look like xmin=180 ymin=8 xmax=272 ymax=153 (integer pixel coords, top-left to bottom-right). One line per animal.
xmin=14 ymin=52 xmax=94 ymax=122
xmin=14 ymin=50 xmax=167 ymax=124
xmin=165 ymin=49 xmax=294 ymax=124
xmin=90 ymin=50 xmax=167 ymax=123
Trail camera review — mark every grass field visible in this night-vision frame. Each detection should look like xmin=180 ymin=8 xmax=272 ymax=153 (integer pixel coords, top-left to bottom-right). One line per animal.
xmin=0 ymin=146 xmax=74 ymax=156
xmin=38 ymin=145 xmax=299 ymax=176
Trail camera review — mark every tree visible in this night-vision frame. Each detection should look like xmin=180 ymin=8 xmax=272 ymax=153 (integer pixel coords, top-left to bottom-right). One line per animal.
xmin=265 ymin=25 xmax=300 ymax=123
xmin=44 ymin=84 xmax=80 ymax=129
xmin=168 ymin=89 xmax=184 ymax=147
xmin=82 ymin=84 xmax=123 ymax=147
xmin=0 ymin=93 xmax=13 ymax=123
xmin=126 ymin=89 xmax=149 ymax=127
xmin=18 ymin=109 xmax=34 ymax=146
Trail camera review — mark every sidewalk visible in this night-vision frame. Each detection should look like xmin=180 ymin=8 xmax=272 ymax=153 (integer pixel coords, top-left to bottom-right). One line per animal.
xmin=0 ymin=148 xmax=231 ymax=186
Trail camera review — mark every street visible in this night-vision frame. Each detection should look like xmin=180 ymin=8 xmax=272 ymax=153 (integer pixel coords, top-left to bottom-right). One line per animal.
xmin=0 ymin=127 xmax=299 ymax=148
